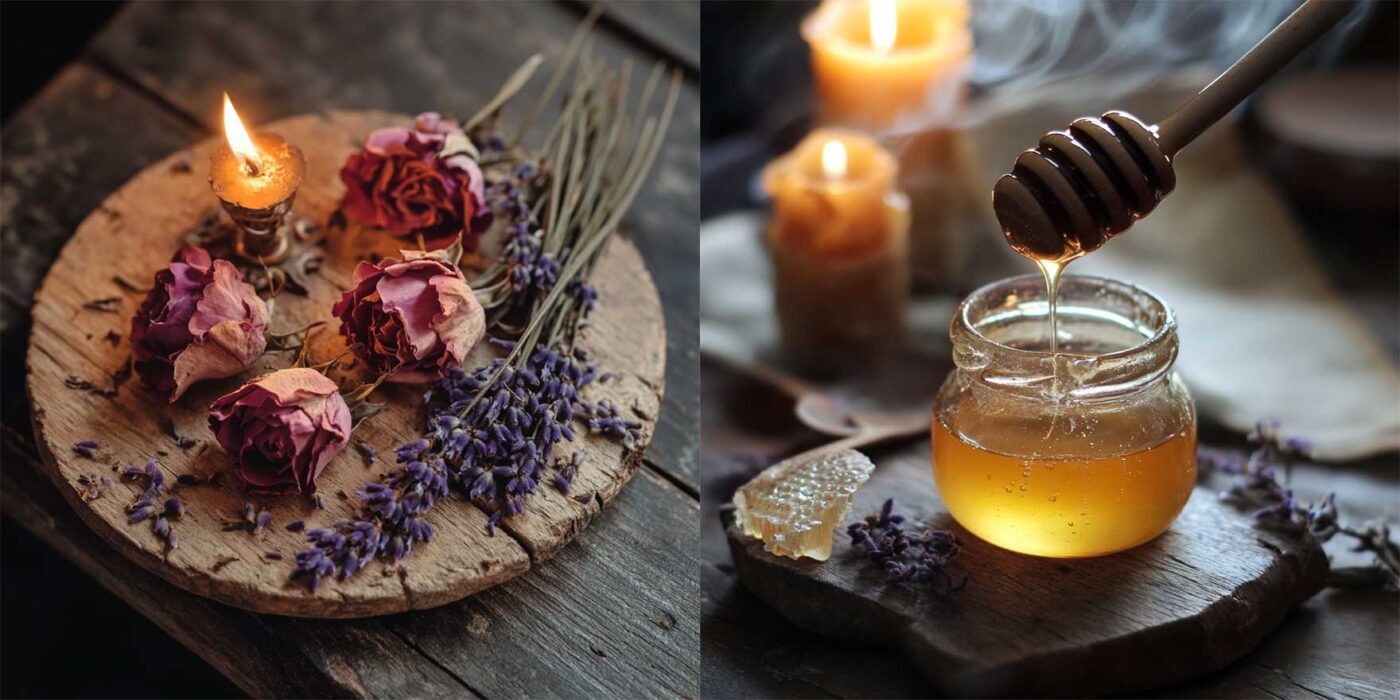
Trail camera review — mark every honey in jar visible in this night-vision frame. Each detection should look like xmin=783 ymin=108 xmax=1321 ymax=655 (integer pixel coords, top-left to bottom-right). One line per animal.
xmin=931 ymin=274 xmax=1196 ymax=557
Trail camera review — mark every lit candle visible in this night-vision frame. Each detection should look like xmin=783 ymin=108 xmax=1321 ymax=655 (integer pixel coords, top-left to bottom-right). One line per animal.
xmin=803 ymin=0 xmax=975 ymax=288
xmin=211 ymin=94 xmax=305 ymax=209
xmin=210 ymin=94 xmax=306 ymax=261
xmin=803 ymin=0 xmax=970 ymax=130
xmin=763 ymin=129 xmax=910 ymax=371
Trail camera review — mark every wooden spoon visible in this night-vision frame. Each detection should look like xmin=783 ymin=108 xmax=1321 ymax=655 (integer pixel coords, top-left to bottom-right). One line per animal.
xmin=701 ymin=343 xmax=929 ymax=452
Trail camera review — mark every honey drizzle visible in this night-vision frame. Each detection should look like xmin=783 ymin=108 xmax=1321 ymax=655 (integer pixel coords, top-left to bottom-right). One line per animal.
xmin=1035 ymin=258 xmax=1064 ymax=357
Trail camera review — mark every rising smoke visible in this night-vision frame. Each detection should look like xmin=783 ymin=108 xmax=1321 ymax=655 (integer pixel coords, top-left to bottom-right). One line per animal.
xmin=891 ymin=0 xmax=1369 ymax=134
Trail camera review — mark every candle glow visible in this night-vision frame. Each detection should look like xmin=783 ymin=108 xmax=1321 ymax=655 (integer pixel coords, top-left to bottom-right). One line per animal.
xmin=762 ymin=128 xmax=912 ymax=369
xmin=222 ymin=93 xmax=264 ymax=176
xmin=870 ymin=0 xmax=897 ymax=52
xmin=803 ymin=0 xmax=970 ymax=129
xmin=822 ymin=140 xmax=848 ymax=181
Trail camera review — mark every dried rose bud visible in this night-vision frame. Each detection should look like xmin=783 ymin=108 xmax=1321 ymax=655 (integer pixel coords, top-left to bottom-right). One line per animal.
xmin=338 ymin=112 xmax=491 ymax=250
xmin=130 ymin=246 xmax=268 ymax=401
xmin=332 ymin=252 xmax=485 ymax=383
xmin=208 ymin=368 xmax=352 ymax=496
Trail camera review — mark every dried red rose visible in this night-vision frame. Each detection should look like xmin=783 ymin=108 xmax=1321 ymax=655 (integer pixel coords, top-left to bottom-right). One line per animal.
xmin=130 ymin=246 xmax=268 ymax=402
xmin=209 ymin=368 xmax=352 ymax=496
xmin=332 ymin=250 xmax=485 ymax=383
xmin=339 ymin=112 xmax=491 ymax=250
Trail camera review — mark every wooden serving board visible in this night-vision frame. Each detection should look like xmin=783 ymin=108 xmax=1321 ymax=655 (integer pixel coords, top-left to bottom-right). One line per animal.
xmin=723 ymin=446 xmax=1328 ymax=697
xmin=26 ymin=111 xmax=665 ymax=618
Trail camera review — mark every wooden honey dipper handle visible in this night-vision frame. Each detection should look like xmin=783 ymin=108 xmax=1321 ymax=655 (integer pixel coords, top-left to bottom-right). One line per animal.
xmin=1156 ymin=0 xmax=1358 ymax=155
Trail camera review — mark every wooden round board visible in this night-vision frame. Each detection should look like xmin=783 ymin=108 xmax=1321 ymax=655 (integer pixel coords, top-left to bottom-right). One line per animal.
xmin=723 ymin=447 xmax=1328 ymax=697
xmin=26 ymin=111 xmax=665 ymax=618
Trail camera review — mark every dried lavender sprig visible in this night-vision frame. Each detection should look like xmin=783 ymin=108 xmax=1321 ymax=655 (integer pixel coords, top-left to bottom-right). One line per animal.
xmin=1202 ymin=420 xmax=1399 ymax=591
xmin=291 ymin=451 xmax=450 ymax=592
xmin=847 ymin=499 xmax=966 ymax=594
xmin=427 ymin=343 xmax=617 ymax=517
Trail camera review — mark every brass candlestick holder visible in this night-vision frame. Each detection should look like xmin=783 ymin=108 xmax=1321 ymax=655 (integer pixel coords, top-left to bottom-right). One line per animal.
xmin=189 ymin=130 xmax=326 ymax=295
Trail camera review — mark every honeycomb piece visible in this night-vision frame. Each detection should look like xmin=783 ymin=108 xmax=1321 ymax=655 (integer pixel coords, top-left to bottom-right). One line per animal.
xmin=732 ymin=449 xmax=875 ymax=561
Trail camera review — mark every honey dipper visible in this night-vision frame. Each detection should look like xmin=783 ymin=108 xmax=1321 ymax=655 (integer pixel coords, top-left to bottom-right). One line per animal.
xmin=993 ymin=0 xmax=1357 ymax=260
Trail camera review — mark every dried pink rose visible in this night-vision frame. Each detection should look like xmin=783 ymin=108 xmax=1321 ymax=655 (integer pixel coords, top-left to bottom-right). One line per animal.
xmin=208 ymin=368 xmax=352 ymax=496
xmin=332 ymin=251 xmax=485 ymax=383
xmin=130 ymin=246 xmax=268 ymax=402
xmin=339 ymin=112 xmax=491 ymax=250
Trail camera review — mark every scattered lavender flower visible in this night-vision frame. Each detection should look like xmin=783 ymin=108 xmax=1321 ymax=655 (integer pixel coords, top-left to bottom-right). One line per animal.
xmin=1203 ymin=420 xmax=1399 ymax=592
xmin=847 ymin=499 xmax=966 ymax=595
xmin=121 ymin=459 xmax=179 ymax=552
xmin=77 ymin=473 xmax=110 ymax=501
xmin=176 ymin=473 xmax=202 ymax=486
xmin=264 ymin=551 xmax=284 ymax=561
xmin=73 ymin=440 xmax=99 ymax=459
xmin=221 ymin=503 xmax=272 ymax=535
xmin=286 ymin=520 xmax=306 ymax=533
xmin=586 ymin=398 xmax=641 ymax=449
xmin=553 ymin=452 xmax=585 ymax=495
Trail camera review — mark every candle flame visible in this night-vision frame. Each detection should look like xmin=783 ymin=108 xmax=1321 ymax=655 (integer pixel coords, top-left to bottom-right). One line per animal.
xmin=870 ymin=0 xmax=897 ymax=52
xmin=222 ymin=93 xmax=263 ymax=176
xmin=822 ymin=140 xmax=848 ymax=180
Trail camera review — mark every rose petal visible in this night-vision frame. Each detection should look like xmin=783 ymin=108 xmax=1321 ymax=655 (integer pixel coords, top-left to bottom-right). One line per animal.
xmin=376 ymin=267 xmax=441 ymax=362
xmin=169 ymin=319 xmax=266 ymax=401
xmin=429 ymin=273 xmax=484 ymax=367
xmin=188 ymin=260 xmax=266 ymax=336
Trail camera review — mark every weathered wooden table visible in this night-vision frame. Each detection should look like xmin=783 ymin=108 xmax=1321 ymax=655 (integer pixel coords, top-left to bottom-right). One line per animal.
xmin=0 ymin=1 xmax=699 ymax=696
xmin=698 ymin=134 xmax=1400 ymax=700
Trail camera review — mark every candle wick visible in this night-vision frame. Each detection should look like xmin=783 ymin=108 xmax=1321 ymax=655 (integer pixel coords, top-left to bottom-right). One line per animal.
xmin=244 ymin=160 xmax=261 ymax=177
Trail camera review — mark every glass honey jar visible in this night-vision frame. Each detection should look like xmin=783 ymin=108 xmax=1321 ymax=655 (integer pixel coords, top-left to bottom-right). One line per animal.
xmin=932 ymin=274 xmax=1196 ymax=557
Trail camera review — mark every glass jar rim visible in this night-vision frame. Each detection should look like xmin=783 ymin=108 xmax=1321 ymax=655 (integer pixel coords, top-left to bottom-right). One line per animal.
xmin=958 ymin=273 xmax=1176 ymax=357
xmin=952 ymin=273 xmax=1178 ymax=399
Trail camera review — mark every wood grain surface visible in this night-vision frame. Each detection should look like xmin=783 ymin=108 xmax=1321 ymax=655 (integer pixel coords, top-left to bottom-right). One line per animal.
xmin=722 ymin=450 xmax=1329 ymax=697
xmin=25 ymin=110 xmax=665 ymax=618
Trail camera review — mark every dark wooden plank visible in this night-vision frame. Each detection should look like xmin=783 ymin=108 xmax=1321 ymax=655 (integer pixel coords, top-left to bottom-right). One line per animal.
xmin=387 ymin=467 xmax=700 ymax=698
xmin=1 ymin=426 xmax=471 ymax=699
xmin=579 ymin=0 xmax=701 ymax=74
xmin=0 ymin=64 xmax=199 ymax=335
xmin=87 ymin=0 xmax=700 ymax=491
xmin=702 ymin=562 xmax=930 ymax=699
